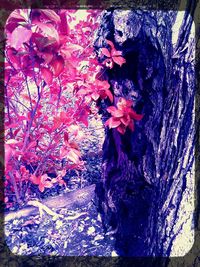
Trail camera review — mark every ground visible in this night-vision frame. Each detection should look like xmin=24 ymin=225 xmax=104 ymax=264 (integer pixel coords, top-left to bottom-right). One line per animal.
xmin=3 ymin=113 xmax=118 ymax=260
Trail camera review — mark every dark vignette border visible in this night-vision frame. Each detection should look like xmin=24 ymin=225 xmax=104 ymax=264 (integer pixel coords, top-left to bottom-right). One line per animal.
xmin=0 ymin=0 xmax=199 ymax=266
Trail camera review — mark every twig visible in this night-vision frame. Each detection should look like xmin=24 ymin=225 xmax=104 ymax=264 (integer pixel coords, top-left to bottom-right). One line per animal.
xmin=27 ymin=200 xmax=63 ymax=219
xmin=8 ymin=171 xmax=21 ymax=204
xmin=25 ymin=77 xmax=33 ymax=110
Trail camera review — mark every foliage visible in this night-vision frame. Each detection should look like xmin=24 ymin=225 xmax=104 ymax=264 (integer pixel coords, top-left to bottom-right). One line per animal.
xmin=4 ymin=9 xmax=143 ymax=207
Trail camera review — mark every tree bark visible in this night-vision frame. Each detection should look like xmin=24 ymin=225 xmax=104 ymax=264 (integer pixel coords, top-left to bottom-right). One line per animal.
xmin=94 ymin=5 xmax=195 ymax=258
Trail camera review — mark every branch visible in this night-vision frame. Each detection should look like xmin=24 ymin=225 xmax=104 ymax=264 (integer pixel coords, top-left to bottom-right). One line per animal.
xmin=4 ymin=184 xmax=96 ymax=222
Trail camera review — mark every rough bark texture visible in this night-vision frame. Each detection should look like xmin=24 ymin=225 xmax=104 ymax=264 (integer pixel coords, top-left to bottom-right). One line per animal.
xmin=94 ymin=6 xmax=195 ymax=258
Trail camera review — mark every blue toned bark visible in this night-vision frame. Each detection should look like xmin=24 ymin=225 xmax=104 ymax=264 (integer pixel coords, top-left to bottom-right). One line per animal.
xmin=94 ymin=7 xmax=195 ymax=259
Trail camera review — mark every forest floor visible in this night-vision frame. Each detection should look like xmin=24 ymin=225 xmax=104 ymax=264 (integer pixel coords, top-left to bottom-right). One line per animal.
xmin=3 ymin=114 xmax=118 ymax=264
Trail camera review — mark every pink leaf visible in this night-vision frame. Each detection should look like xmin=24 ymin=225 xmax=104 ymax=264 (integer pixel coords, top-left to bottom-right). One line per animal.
xmin=64 ymin=132 xmax=69 ymax=143
xmin=111 ymin=49 xmax=122 ymax=57
xmin=40 ymin=10 xmax=61 ymax=23
xmin=107 ymin=106 xmax=117 ymax=113
xmin=105 ymin=90 xmax=114 ymax=102
xmin=112 ymin=56 xmax=126 ymax=67
xmin=91 ymin=92 xmax=100 ymax=101
xmin=59 ymin=11 xmax=69 ymax=35
xmin=50 ymin=55 xmax=65 ymax=77
xmin=10 ymin=26 xmax=32 ymax=50
xmin=106 ymin=39 xmax=115 ymax=49
xmin=117 ymin=124 xmax=126 ymax=135
xmin=129 ymin=110 xmax=144 ymax=120
xmin=6 ymin=139 xmax=19 ymax=145
xmin=120 ymin=115 xmax=131 ymax=126
xmin=67 ymin=149 xmax=80 ymax=164
xmin=60 ymin=147 xmax=68 ymax=158
xmin=41 ymin=67 xmax=53 ymax=85
xmin=107 ymin=106 xmax=123 ymax=117
xmin=101 ymin=48 xmax=110 ymax=57
xmin=35 ymin=22 xmax=59 ymax=42
xmin=6 ymin=123 xmax=19 ymax=128
xmin=105 ymin=117 xmax=121 ymax=128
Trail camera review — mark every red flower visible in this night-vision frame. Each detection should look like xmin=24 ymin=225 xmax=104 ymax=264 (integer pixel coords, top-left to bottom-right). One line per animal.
xmin=105 ymin=97 xmax=143 ymax=134
xmin=101 ymin=40 xmax=126 ymax=69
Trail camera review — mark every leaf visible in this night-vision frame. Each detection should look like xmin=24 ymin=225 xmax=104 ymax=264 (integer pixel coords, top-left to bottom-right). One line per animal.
xmin=18 ymin=116 xmax=28 ymax=121
xmin=77 ymin=88 xmax=89 ymax=95
xmin=91 ymin=92 xmax=100 ymax=101
xmin=117 ymin=97 xmax=133 ymax=110
xmin=64 ymin=132 xmax=68 ymax=143
xmin=111 ymin=49 xmax=122 ymax=57
xmin=112 ymin=110 xmax=124 ymax=118
xmin=117 ymin=124 xmax=126 ymax=135
xmin=120 ymin=115 xmax=131 ymax=126
xmin=129 ymin=110 xmax=144 ymax=121
xmin=30 ymin=174 xmax=40 ymax=185
xmin=68 ymin=142 xmax=79 ymax=150
xmin=112 ymin=56 xmax=126 ymax=67
xmin=41 ymin=67 xmax=53 ymax=85
xmin=105 ymin=117 xmax=121 ymax=128
xmin=50 ymin=55 xmax=65 ymax=77
xmin=40 ymin=10 xmax=61 ymax=23
xmin=31 ymin=174 xmax=53 ymax=192
xmin=106 ymin=39 xmax=115 ymax=49
xmin=6 ymin=123 xmax=19 ymax=128
xmin=6 ymin=139 xmax=19 ymax=145
xmin=107 ymin=106 xmax=123 ymax=117
xmin=10 ymin=26 xmax=32 ymax=50
xmin=59 ymin=111 xmax=73 ymax=125
xmin=60 ymin=147 xmax=68 ymax=158
xmin=105 ymin=89 xmax=113 ymax=102
xmin=35 ymin=22 xmax=59 ymax=42
xmin=37 ymin=52 xmax=54 ymax=64
xmin=67 ymin=149 xmax=80 ymax=164
xmin=6 ymin=48 xmax=20 ymax=68
xmin=59 ymin=11 xmax=69 ymax=35
xmin=107 ymin=106 xmax=117 ymax=113
xmin=62 ymin=43 xmax=83 ymax=54
xmin=101 ymin=48 xmax=110 ymax=57
xmin=8 ymin=10 xmax=27 ymax=22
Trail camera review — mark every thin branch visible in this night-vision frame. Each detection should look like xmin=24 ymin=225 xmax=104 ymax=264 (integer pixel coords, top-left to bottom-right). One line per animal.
xmin=9 ymin=97 xmax=31 ymax=111
xmin=56 ymin=77 xmax=62 ymax=111
xmin=4 ymin=76 xmax=14 ymax=138
xmin=8 ymin=171 xmax=21 ymax=204
xmin=25 ymin=77 xmax=33 ymax=110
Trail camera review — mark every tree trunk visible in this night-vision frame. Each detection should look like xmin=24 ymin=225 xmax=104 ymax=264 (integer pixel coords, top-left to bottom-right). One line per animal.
xmin=94 ymin=4 xmax=195 ymax=258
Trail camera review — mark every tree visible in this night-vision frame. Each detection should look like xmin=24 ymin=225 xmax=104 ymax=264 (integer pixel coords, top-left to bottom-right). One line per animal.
xmin=2 ymin=3 xmax=199 ymax=264
xmin=94 ymin=4 xmax=196 ymax=258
